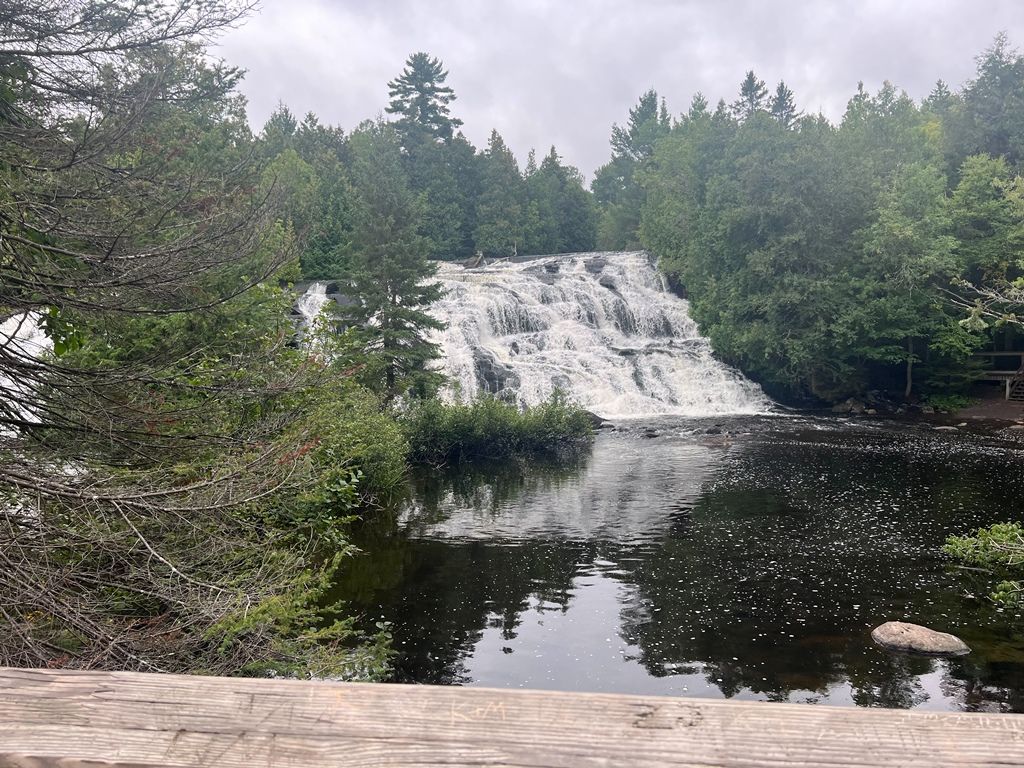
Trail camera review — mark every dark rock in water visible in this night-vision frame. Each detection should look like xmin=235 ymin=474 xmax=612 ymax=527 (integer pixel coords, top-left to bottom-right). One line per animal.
xmin=598 ymin=421 xmax=615 ymax=430
xmin=871 ymin=621 xmax=970 ymax=657
xmin=462 ymin=254 xmax=486 ymax=269
xmin=473 ymin=349 xmax=518 ymax=394
xmin=832 ymin=397 xmax=866 ymax=415
xmin=584 ymin=257 xmax=607 ymax=274
xmin=524 ymin=263 xmax=557 ymax=284
xmin=598 ymin=275 xmax=618 ymax=292
xmin=581 ymin=410 xmax=605 ymax=429
xmin=642 ymin=427 xmax=660 ymax=439
xmin=706 ymin=425 xmax=723 ymax=435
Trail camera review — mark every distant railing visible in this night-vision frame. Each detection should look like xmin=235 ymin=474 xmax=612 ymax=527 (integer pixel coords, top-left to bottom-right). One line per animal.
xmin=2 ymin=667 xmax=1023 ymax=767
xmin=973 ymin=351 xmax=1024 ymax=399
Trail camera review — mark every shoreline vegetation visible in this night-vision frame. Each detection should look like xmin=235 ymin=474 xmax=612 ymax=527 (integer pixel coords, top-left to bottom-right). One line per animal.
xmin=945 ymin=523 xmax=1024 ymax=610
xmin=402 ymin=393 xmax=596 ymax=465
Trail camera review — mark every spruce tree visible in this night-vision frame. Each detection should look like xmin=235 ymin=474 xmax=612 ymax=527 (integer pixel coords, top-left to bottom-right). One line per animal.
xmin=769 ymin=81 xmax=800 ymax=128
xmin=474 ymin=130 xmax=526 ymax=257
xmin=731 ymin=71 xmax=769 ymax=120
xmin=341 ymin=120 xmax=443 ymax=401
xmin=527 ymin=147 xmax=596 ymax=253
xmin=593 ymin=90 xmax=669 ymax=249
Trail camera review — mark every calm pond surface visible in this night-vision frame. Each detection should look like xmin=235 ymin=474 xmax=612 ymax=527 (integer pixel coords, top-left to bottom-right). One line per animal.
xmin=334 ymin=416 xmax=1024 ymax=711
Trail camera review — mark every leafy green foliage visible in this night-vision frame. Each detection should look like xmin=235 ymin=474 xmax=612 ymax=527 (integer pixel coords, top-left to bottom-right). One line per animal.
xmin=593 ymin=89 xmax=670 ymax=250
xmin=945 ymin=523 xmax=1024 ymax=608
xmin=208 ymin=550 xmax=394 ymax=680
xmin=525 ymin=147 xmax=597 ymax=254
xmin=402 ymin=393 xmax=595 ymax=465
xmin=629 ymin=41 xmax=1024 ymax=402
xmin=945 ymin=523 xmax=1024 ymax=567
xmin=0 ymin=2 xmax=406 ymax=681
xmin=922 ymin=393 xmax=975 ymax=412
xmin=257 ymin=52 xmax=601 ymax=268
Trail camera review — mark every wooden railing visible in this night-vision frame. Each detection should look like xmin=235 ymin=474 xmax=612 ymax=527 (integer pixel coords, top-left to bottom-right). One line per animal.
xmin=973 ymin=351 xmax=1024 ymax=400
xmin=2 ymin=667 xmax=1023 ymax=767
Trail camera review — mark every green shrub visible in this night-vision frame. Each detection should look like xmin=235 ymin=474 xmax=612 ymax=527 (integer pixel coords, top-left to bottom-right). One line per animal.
xmin=944 ymin=522 xmax=1024 ymax=568
xmin=297 ymin=384 xmax=409 ymax=510
xmin=402 ymin=392 xmax=594 ymax=465
xmin=944 ymin=522 xmax=1024 ymax=607
xmin=923 ymin=394 xmax=976 ymax=413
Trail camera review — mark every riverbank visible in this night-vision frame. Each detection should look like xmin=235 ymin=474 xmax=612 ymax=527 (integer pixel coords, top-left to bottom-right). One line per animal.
xmin=956 ymin=397 xmax=1024 ymax=423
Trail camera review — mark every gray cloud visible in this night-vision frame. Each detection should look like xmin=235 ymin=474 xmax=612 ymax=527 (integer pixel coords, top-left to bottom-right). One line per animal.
xmin=216 ymin=0 xmax=1024 ymax=176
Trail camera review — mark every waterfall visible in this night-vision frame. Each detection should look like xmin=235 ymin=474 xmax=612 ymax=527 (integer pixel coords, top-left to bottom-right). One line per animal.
xmin=0 ymin=312 xmax=52 ymax=429
xmin=428 ymin=251 xmax=769 ymax=419
xmin=296 ymin=281 xmax=330 ymax=333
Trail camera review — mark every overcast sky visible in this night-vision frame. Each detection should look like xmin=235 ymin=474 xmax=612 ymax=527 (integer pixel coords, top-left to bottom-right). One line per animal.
xmin=216 ymin=1 xmax=1024 ymax=176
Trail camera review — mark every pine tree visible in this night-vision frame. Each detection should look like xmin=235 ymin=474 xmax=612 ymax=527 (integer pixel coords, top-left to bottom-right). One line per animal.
xmin=525 ymin=148 xmax=538 ymax=177
xmin=386 ymin=52 xmax=463 ymax=146
xmin=685 ymin=92 xmax=710 ymax=122
xmin=385 ymin=52 xmax=478 ymax=259
xmin=731 ymin=71 xmax=768 ymax=120
xmin=610 ymin=89 xmax=670 ymax=162
xmin=593 ymin=90 xmax=670 ymax=249
xmin=341 ymin=120 xmax=443 ymax=401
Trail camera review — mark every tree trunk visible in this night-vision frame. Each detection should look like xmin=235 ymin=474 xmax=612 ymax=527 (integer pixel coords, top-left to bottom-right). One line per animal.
xmin=904 ymin=338 xmax=914 ymax=400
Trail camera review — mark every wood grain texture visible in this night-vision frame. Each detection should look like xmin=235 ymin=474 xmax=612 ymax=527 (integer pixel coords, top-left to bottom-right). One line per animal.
xmin=1 ymin=667 xmax=1023 ymax=767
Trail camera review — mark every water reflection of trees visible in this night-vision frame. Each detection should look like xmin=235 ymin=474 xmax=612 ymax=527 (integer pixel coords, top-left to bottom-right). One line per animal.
xmin=621 ymin=432 xmax=1024 ymax=709
xmin=332 ymin=428 xmax=1024 ymax=709
xmin=334 ymin=459 xmax=591 ymax=683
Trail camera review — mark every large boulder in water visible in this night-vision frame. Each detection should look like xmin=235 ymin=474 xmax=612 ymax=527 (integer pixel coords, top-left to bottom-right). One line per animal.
xmin=871 ymin=621 xmax=970 ymax=657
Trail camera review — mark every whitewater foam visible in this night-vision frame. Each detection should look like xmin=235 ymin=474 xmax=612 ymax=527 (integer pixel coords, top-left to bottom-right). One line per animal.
xmin=427 ymin=251 xmax=769 ymax=419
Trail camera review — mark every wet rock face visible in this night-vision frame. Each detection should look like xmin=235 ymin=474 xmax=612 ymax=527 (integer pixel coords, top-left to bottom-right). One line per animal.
xmin=871 ymin=621 xmax=970 ymax=657
xmin=474 ymin=349 xmax=519 ymax=394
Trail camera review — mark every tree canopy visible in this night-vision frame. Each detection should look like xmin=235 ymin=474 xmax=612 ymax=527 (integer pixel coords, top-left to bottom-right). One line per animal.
xmin=627 ymin=41 xmax=1024 ymax=403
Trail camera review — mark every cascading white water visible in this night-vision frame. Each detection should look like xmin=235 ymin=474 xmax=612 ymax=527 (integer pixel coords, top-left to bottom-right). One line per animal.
xmin=296 ymin=281 xmax=330 ymax=332
xmin=0 ymin=312 xmax=52 ymax=435
xmin=429 ymin=251 xmax=769 ymax=419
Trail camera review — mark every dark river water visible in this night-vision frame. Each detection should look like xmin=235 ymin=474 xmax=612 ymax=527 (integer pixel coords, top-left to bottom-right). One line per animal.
xmin=333 ymin=416 xmax=1024 ymax=711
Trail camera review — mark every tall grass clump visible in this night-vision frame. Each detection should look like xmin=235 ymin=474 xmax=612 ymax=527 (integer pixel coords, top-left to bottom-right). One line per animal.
xmin=402 ymin=393 xmax=595 ymax=464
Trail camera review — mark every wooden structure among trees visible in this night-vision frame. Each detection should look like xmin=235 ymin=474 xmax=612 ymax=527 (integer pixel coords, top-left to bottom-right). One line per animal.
xmin=2 ymin=667 xmax=1023 ymax=767
xmin=975 ymin=351 xmax=1024 ymax=400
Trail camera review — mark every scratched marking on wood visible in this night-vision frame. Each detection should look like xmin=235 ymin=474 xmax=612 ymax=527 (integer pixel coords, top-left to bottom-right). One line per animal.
xmin=1 ymin=667 xmax=1023 ymax=767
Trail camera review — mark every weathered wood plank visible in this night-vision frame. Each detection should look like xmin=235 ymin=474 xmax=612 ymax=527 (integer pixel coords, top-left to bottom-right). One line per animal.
xmin=1 ymin=667 xmax=1022 ymax=767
